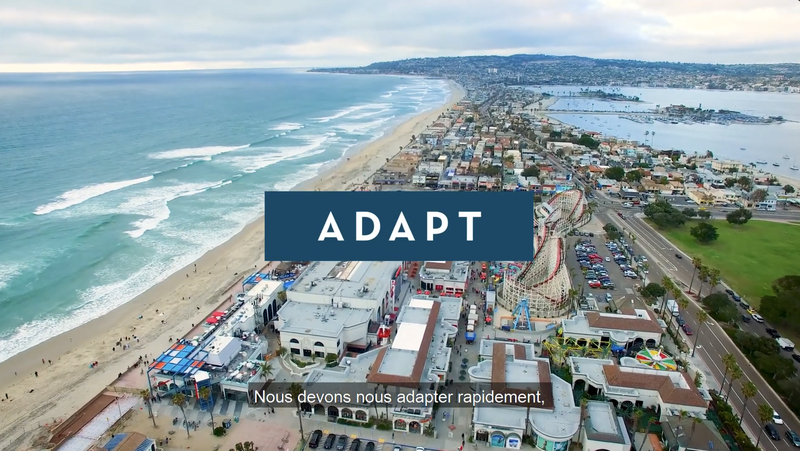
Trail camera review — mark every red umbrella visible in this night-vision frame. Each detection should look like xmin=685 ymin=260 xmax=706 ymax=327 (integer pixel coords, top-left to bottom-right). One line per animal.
xmin=206 ymin=317 xmax=218 ymax=324
xmin=212 ymin=311 xmax=224 ymax=317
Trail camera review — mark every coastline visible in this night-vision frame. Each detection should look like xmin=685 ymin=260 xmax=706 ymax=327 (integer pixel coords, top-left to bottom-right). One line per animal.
xmin=0 ymin=80 xmax=465 ymax=447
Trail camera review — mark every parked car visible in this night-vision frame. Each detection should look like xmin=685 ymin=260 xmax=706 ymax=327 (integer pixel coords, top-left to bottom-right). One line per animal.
xmin=793 ymin=354 xmax=800 ymax=363
xmin=309 ymin=430 xmax=324 ymax=449
xmin=324 ymin=435 xmax=337 ymax=450
xmin=350 ymin=438 xmax=362 ymax=451
xmin=365 ymin=443 xmax=376 ymax=451
xmin=740 ymin=302 xmax=751 ymax=310
xmin=732 ymin=294 xmax=741 ymax=302
xmin=765 ymin=423 xmax=781 ymax=441
xmin=682 ymin=324 xmax=693 ymax=335
xmin=774 ymin=411 xmax=784 ymax=425
xmin=336 ymin=436 xmax=348 ymax=451
xmin=676 ymin=317 xmax=686 ymax=326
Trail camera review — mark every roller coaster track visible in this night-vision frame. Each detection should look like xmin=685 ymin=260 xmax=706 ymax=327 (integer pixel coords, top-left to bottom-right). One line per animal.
xmin=499 ymin=189 xmax=589 ymax=319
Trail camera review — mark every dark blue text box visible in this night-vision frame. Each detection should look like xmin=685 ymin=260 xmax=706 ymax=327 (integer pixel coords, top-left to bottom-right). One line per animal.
xmin=264 ymin=191 xmax=534 ymax=261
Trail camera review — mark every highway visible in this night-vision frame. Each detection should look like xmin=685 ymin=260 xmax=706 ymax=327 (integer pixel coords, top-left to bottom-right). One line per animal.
xmin=543 ymin=153 xmax=800 ymax=449
xmin=597 ymin=206 xmax=800 ymax=451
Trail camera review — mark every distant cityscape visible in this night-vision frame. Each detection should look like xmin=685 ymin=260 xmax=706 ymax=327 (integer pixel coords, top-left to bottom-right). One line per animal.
xmin=311 ymin=54 xmax=800 ymax=92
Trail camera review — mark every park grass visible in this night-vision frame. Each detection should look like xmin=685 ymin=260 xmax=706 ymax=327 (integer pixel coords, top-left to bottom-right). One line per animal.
xmin=658 ymin=220 xmax=800 ymax=308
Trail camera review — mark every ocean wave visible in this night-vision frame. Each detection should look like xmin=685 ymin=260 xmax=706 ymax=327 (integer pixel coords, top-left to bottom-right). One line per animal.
xmin=334 ymin=116 xmax=395 ymax=135
xmin=381 ymin=91 xmax=398 ymax=98
xmin=273 ymin=162 xmax=326 ymax=191
xmin=223 ymin=134 xmax=333 ymax=173
xmin=148 ymin=145 xmax=249 ymax=160
xmin=349 ymin=108 xmax=392 ymax=120
xmin=0 ymin=262 xmax=23 ymax=291
xmin=122 ymin=180 xmax=226 ymax=238
xmin=33 ymin=175 xmax=154 ymax=216
xmin=270 ymin=122 xmax=304 ymax=131
xmin=313 ymin=103 xmax=391 ymax=122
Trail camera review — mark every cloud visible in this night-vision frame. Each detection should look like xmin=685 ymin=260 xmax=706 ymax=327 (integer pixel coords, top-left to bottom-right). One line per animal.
xmin=0 ymin=0 xmax=797 ymax=72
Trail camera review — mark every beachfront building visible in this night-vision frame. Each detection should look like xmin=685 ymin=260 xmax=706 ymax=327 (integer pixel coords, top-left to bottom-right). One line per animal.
xmin=499 ymin=189 xmax=589 ymax=318
xmin=286 ymin=261 xmax=403 ymax=322
xmin=568 ymin=357 xmax=710 ymax=419
xmin=296 ymin=297 xmax=459 ymax=432
xmin=275 ymin=301 xmax=373 ymax=358
xmin=468 ymin=342 xmax=581 ymax=450
xmin=579 ymin=401 xmax=631 ymax=451
xmin=711 ymin=159 xmax=747 ymax=173
xmin=245 ymin=279 xmax=284 ymax=326
xmin=147 ymin=297 xmax=271 ymax=401
xmin=418 ymin=261 xmax=470 ymax=296
xmin=561 ymin=308 xmax=664 ymax=350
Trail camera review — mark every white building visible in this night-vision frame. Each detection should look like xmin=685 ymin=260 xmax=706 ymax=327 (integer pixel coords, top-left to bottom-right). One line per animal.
xmin=246 ymin=279 xmax=284 ymax=325
xmin=286 ymin=261 xmax=402 ymax=321
xmin=569 ymin=357 xmax=710 ymax=419
xmin=275 ymin=301 xmax=373 ymax=358
xmin=561 ymin=309 xmax=664 ymax=350
xmin=468 ymin=342 xmax=581 ymax=450
xmin=418 ymin=261 xmax=470 ymax=297
xmin=295 ymin=297 xmax=459 ymax=432
xmin=580 ymin=401 xmax=631 ymax=451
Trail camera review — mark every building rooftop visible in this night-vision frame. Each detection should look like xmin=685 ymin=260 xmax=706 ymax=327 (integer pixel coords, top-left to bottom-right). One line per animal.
xmin=563 ymin=309 xmax=662 ymax=340
xmin=287 ymin=261 xmax=400 ymax=302
xmin=277 ymin=301 xmax=373 ymax=338
xmin=479 ymin=339 xmax=535 ymax=359
xmin=662 ymin=416 xmax=730 ymax=451
xmin=584 ymin=401 xmax=629 ymax=445
xmin=420 ymin=261 xmax=470 ymax=283
xmin=569 ymin=357 xmax=706 ymax=408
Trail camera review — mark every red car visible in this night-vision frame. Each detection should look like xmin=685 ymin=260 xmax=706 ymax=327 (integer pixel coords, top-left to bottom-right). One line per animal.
xmin=588 ymin=280 xmax=602 ymax=288
xmin=682 ymin=324 xmax=693 ymax=335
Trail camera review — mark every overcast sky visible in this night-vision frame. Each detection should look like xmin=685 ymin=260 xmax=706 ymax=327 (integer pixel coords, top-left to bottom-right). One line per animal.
xmin=1 ymin=0 xmax=798 ymax=72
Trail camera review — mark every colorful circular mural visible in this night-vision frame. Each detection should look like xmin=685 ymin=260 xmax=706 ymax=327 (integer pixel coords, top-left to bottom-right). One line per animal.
xmin=635 ymin=348 xmax=677 ymax=371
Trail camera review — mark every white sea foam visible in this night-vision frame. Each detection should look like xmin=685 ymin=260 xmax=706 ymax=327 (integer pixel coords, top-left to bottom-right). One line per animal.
xmin=313 ymin=103 xmax=391 ymax=122
xmin=271 ymin=122 xmax=304 ymax=131
xmin=334 ymin=116 xmax=395 ymax=135
xmin=149 ymin=145 xmax=249 ymax=160
xmin=349 ymin=108 xmax=392 ymax=120
xmin=122 ymin=180 xmax=225 ymax=238
xmin=381 ymin=90 xmax=398 ymax=98
xmin=273 ymin=162 xmax=326 ymax=191
xmin=0 ymin=263 xmax=23 ymax=291
xmin=33 ymin=175 xmax=154 ymax=215
xmin=223 ymin=134 xmax=332 ymax=173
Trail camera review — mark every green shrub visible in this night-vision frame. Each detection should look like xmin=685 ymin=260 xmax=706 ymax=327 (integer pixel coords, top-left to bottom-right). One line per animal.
xmin=213 ymin=426 xmax=226 ymax=437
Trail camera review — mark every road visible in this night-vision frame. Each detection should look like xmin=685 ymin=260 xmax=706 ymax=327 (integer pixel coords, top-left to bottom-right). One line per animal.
xmin=595 ymin=205 xmax=800 ymax=451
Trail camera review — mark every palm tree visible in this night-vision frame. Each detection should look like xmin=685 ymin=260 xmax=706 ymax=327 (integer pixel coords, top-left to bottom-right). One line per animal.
xmin=697 ymin=266 xmax=710 ymax=298
xmin=725 ymin=366 xmax=743 ymax=402
xmin=719 ymin=353 xmax=736 ymax=393
xmin=631 ymin=408 xmax=644 ymax=438
xmin=288 ymin=382 xmax=305 ymax=440
xmin=172 ymin=392 xmax=191 ymax=438
xmin=688 ymin=257 xmax=703 ymax=293
xmin=198 ymin=386 xmax=216 ymax=431
xmin=708 ymin=268 xmax=721 ymax=295
xmin=639 ymin=418 xmax=657 ymax=451
xmin=755 ymin=404 xmax=775 ymax=448
xmin=140 ymin=389 xmax=157 ymax=428
xmin=659 ymin=276 xmax=674 ymax=319
xmin=259 ymin=361 xmax=274 ymax=381
xmin=568 ymin=288 xmax=579 ymax=311
xmin=740 ymin=381 xmax=758 ymax=425
xmin=692 ymin=310 xmax=708 ymax=357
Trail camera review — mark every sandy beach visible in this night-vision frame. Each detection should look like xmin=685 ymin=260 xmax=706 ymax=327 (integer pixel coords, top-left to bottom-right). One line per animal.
xmin=0 ymin=80 xmax=465 ymax=449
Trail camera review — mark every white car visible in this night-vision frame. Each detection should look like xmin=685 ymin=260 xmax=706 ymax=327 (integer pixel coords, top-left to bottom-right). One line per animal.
xmin=752 ymin=313 xmax=764 ymax=323
xmin=686 ymin=199 xmax=696 ymax=204
xmin=773 ymin=412 xmax=783 ymax=424
xmin=605 ymin=257 xmax=611 ymax=262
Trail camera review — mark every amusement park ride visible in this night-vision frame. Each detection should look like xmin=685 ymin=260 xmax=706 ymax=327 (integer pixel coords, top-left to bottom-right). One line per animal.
xmin=511 ymin=299 xmax=532 ymax=331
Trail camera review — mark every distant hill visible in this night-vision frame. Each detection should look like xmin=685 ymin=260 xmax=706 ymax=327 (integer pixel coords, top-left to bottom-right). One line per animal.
xmin=310 ymin=54 xmax=800 ymax=89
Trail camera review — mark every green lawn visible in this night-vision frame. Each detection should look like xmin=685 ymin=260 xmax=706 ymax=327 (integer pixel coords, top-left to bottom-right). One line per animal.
xmin=659 ymin=220 xmax=800 ymax=307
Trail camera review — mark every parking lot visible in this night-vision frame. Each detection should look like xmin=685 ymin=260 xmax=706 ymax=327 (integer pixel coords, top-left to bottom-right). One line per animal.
xmin=565 ymin=229 xmax=648 ymax=312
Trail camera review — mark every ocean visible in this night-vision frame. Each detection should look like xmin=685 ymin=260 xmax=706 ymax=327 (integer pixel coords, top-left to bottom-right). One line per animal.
xmin=0 ymin=69 xmax=451 ymax=362
xmin=527 ymin=85 xmax=800 ymax=177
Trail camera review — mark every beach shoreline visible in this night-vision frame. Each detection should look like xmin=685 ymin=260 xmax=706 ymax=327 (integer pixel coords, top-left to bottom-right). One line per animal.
xmin=0 ymin=80 xmax=465 ymax=449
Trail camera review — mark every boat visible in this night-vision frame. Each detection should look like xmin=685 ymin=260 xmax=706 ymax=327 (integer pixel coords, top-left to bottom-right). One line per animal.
xmin=740 ymin=147 xmax=746 ymax=151
xmin=773 ymin=163 xmax=780 ymax=167
xmin=756 ymin=160 xmax=768 ymax=164
xmin=784 ymin=155 xmax=791 ymax=159
xmin=791 ymin=166 xmax=799 ymax=171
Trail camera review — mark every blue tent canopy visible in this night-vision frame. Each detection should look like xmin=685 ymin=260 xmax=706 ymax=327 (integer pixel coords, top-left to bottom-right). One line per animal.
xmin=243 ymin=272 xmax=269 ymax=288
xmin=283 ymin=281 xmax=294 ymax=290
xmin=149 ymin=342 xmax=209 ymax=376
xmin=465 ymin=332 xmax=476 ymax=340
